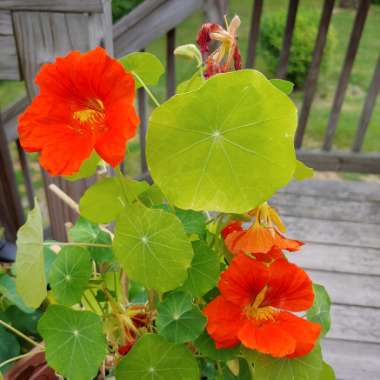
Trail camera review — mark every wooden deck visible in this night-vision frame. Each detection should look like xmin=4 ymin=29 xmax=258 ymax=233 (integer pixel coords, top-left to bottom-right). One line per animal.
xmin=272 ymin=178 xmax=380 ymax=380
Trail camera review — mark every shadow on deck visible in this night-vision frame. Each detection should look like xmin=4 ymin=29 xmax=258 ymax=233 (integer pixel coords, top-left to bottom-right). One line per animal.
xmin=272 ymin=178 xmax=380 ymax=380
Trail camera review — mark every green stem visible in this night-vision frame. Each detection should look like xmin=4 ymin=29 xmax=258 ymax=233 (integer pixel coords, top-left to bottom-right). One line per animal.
xmin=132 ymin=71 xmax=161 ymax=107
xmin=82 ymin=292 xmax=99 ymax=314
xmin=0 ymin=319 xmax=42 ymax=348
xmin=43 ymin=242 xmax=112 ymax=248
xmin=0 ymin=351 xmax=43 ymax=370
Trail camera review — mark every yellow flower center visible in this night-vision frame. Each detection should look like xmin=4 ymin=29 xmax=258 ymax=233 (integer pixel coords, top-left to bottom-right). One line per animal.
xmin=244 ymin=285 xmax=275 ymax=321
xmin=72 ymin=99 xmax=105 ymax=131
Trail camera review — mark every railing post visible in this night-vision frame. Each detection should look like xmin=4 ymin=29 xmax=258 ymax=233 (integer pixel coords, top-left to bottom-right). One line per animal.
xmin=246 ymin=0 xmax=263 ymax=69
xmin=166 ymin=28 xmax=176 ymax=99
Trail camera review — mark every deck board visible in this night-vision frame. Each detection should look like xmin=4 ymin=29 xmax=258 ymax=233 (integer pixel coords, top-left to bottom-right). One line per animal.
xmin=274 ymin=179 xmax=380 ymax=380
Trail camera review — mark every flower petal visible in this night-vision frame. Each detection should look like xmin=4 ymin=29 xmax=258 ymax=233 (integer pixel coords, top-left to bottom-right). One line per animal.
xmin=265 ymin=259 xmax=314 ymax=311
xmin=219 ymin=254 xmax=269 ymax=306
xmin=204 ymin=295 xmax=244 ymax=349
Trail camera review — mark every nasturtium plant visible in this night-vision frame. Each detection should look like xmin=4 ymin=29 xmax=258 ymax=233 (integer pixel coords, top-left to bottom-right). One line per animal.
xmin=1 ymin=14 xmax=336 ymax=380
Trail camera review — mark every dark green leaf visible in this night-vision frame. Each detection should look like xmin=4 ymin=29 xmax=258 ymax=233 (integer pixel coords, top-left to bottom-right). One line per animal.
xmin=0 ymin=326 xmax=20 ymax=372
xmin=175 ymin=208 xmax=207 ymax=236
xmin=180 ymin=241 xmax=220 ymax=297
xmin=113 ymin=203 xmax=193 ymax=292
xmin=270 ymin=79 xmax=294 ymax=95
xmin=15 ymin=202 xmax=46 ymax=308
xmin=194 ymin=331 xmax=240 ymax=361
xmin=38 ymin=305 xmax=107 ymax=380
xmin=43 ymin=245 xmax=57 ymax=279
xmin=0 ymin=274 xmax=33 ymax=313
xmin=307 ymin=284 xmax=331 ymax=337
xmin=116 ymin=334 xmax=199 ymax=380
xmin=0 ymin=306 xmax=41 ymax=335
xmin=156 ymin=292 xmax=206 ymax=343
xmin=49 ymin=247 xmax=92 ymax=306
xmin=121 ymin=52 xmax=164 ymax=88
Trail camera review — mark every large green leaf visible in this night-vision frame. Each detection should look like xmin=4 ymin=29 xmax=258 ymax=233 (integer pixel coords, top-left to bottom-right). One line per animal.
xmin=121 ymin=52 xmax=164 ymax=88
xmin=147 ymin=70 xmax=297 ymax=213
xmin=180 ymin=240 xmax=220 ymax=297
xmin=270 ymin=79 xmax=294 ymax=95
xmin=0 ymin=326 xmax=20 ymax=372
xmin=307 ymin=284 xmax=331 ymax=337
xmin=65 ymin=151 xmax=100 ymax=181
xmin=294 ymin=160 xmax=314 ymax=180
xmin=116 ymin=334 xmax=199 ymax=380
xmin=175 ymin=208 xmax=207 ymax=236
xmin=194 ymin=331 xmax=240 ymax=361
xmin=79 ymin=176 xmax=149 ymax=223
xmin=69 ymin=217 xmax=114 ymax=263
xmin=38 ymin=305 xmax=107 ymax=380
xmin=49 ymin=247 xmax=92 ymax=306
xmin=0 ymin=274 xmax=33 ymax=313
xmin=319 ymin=362 xmax=336 ymax=380
xmin=156 ymin=292 xmax=206 ymax=343
xmin=15 ymin=202 xmax=46 ymax=308
xmin=113 ymin=203 xmax=193 ymax=292
xmin=248 ymin=344 xmax=323 ymax=380
xmin=0 ymin=306 xmax=41 ymax=335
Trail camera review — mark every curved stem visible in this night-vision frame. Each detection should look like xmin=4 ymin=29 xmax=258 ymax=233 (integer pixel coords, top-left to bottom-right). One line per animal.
xmin=132 ymin=71 xmax=161 ymax=107
xmin=0 ymin=319 xmax=42 ymax=348
xmin=0 ymin=351 xmax=43 ymax=370
xmin=43 ymin=242 xmax=112 ymax=248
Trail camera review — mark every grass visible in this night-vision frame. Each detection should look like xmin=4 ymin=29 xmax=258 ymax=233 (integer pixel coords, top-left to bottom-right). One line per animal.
xmin=1 ymin=0 xmax=380 ymax=206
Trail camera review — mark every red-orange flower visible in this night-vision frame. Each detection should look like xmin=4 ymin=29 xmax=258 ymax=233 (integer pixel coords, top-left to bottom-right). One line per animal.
xmin=18 ymin=47 xmax=139 ymax=176
xmin=204 ymin=255 xmax=320 ymax=358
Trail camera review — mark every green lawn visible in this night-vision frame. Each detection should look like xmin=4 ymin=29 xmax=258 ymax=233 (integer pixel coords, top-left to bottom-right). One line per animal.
xmin=1 ymin=1 xmax=380 ymax=191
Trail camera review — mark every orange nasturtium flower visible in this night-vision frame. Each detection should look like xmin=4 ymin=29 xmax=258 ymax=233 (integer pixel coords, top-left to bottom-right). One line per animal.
xmin=223 ymin=203 xmax=303 ymax=259
xmin=18 ymin=47 xmax=139 ymax=176
xmin=204 ymin=254 xmax=321 ymax=358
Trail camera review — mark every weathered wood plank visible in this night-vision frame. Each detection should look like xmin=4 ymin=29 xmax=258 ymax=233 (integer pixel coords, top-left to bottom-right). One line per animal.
xmin=166 ymin=28 xmax=176 ymax=99
xmin=295 ymin=0 xmax=335 ymax=148
xmin=276 ymin=0 xmax=299 ymax=78
xmin=0 ymin=11 xmax=12 ymax=34
xmin=0 ymin=35 xmax=21 ymax=80
xmin=203 ymin=0 xmax=229 ymax=24
xmin=287 ymin=243 xmax=380 ymax=276
xmin=352 ymin=53 xmax=380 ymax=152
xmin=304 ymin=269 xmax=380 ymax=307
xmin=113 ymin=0 xmax=203 ymax=58
xmin=16 ymin=140 xmax=34 ymax=209
xmin=2 ymin=96 xmax=28 ymax=142
xmin=272 ymin=192 xmax=380 ymax=224
xmin=280 ymin=179 xmax=380 ymax=203
xmin=322 ymin=339 xmax=380 ymax=380
xmin=297 ymin=150 xmax=380 ymax=174
xmin=284 ymin=216 xmax=380 ymax=249
xmin=0 ymin=0 xmax=103 ymax=13
xmin=329 ymin=305 xmax=380 ymax=343
xmin=246 ymin=0 xmax=263 ymax=68
xmin=323 ymin=0 xmax=370 ymax=151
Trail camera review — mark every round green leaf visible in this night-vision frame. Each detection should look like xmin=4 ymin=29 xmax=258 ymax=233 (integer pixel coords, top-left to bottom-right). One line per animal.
xmin=175 ymin=209 xmax=207 ymax=236
xmin=180 ymin=240 xmax=220 ymax=297
xmin=79 ymin=177 xmax=149 ymax=224
xmin=156 ymin=292 xmax=206 ymax=343
xmin=177 ymin=72 xmax=205 ymax=94
xmin=319 ymin=362 xmax=336 ymax=380
xmin=113 ymin=203 xmax=193 ymax=292
xmin=65 ymin=151 xmax=100 ymax=181
xmin=147 ymin=69 xmax=297 ymax=213
xmin=15 ymin=201 xmax=46 ymax=309
xmin=270 ymin=78 xmax=294 ymax=95
xmin=0 ymin=326 xmax=20 ymax=372
xmin=121 ymin=52 xmax=164 ymax=88
xmin=49 ymin=247 xmax=92 ymax=306
xmin=38 ymin=305 xmax=107 ymax=380
xmin=294 ymin=160 xmax=314 ymax=180
xmin=116 ymin=334 xmax=199 ymax=380
xmin=194 ymin=331 xmax=240 ymax=361
xmin=307 ymin=284 xmax=331 ymax=337
xmin=248 ymin=344 xmax=323 ymax=380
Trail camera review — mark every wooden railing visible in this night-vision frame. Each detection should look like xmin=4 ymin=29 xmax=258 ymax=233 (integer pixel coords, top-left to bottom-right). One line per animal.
xmin=0 ymin=0 xmax=379 ymax=244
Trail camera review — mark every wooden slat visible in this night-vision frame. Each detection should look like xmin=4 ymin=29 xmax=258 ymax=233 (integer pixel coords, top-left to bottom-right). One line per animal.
xmin=166 ymin=28 xmax=176 ymax=99
xmin=288 ymin=243 xmax=380 ymax=276
xmin=276 ymin=0 xmax=299 ymax=78
xmin=305 ymin=270 xmax=380 ymax=307
xmin=284 ymin=216 xmax=380 ymax=249
xmin=0 ymin=35 xmax=21 ymax=80
xmin=138 ymin=87 xmax=148 ymax=173
xmin=16 ymin=140 xmax=34 ymax=209
xmin=352 ymin=53 xmax=380 ymax=152
xmin=329 ymin=305 xmax=380 ymax=344
xmin=0 ymin=11 xmax=12 ymax=34
xmin=0 ymin=117 xmax=24 ymax=241
xmin=246 ymin=0 xmax=263 ymax=68
xmin=203 ymin=0 xmax=229 ymax=24
xmin=322 ymin=339 xmax=380 ymax=380
xmin=0 ymin=0 xmax=103 ymax=12
xmin=280 ymin=179 xmax=380 ymax=203
xmin=2 ymin=96 xmax=28 ymax=142
xmin=297 ymin=150 xmax=380 ymax=174
xmin=272 ymin=192 xmax=380 ymax=224
xmin=323 ymin=0 xmax=370 ymax=151
xmin=113 ymin=0 xmax=203 ymax=58
xmin=295 ymin=0 xmax=335 ymax=148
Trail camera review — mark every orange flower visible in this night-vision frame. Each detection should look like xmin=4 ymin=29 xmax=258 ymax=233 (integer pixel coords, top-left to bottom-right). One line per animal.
xmin=223 ymin=204 xmax=303 ymax=258
xmin=18 ymin=47 xmax=139 ymax=176
xmin=204 ymin=254 xmax=320 ymax=358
